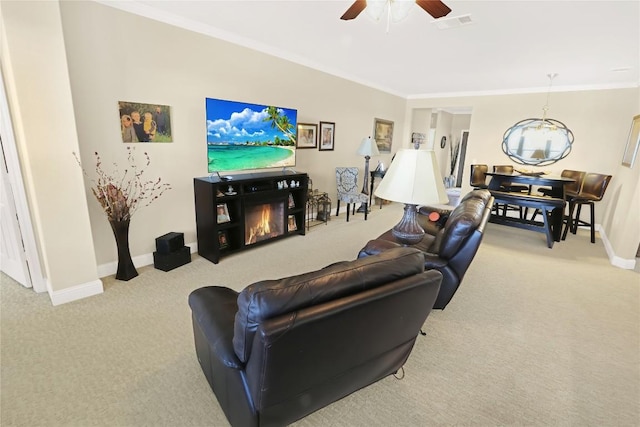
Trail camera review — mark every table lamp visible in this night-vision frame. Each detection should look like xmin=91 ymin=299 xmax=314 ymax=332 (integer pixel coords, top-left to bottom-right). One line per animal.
xmin=356 ymin=136 xmax=380 ymax=212
xmin=374 ymin=148 xmax=448 ymax=245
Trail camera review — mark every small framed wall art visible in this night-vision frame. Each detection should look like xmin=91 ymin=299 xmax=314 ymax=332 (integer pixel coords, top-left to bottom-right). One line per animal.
xmin=118 ymin=101 xmax=172 ymax=143
xmin=373 ymin=118 xmax=394 ymax=153
xmin=622 ymin=114 xmax=640 ymax=167
xmin=411 ymin=132 xmax=426 ymax=147
xmin=319 ymin=121 xmax=335 ymax=151
xmin=296 ymin=123 xmax=318 ymax=149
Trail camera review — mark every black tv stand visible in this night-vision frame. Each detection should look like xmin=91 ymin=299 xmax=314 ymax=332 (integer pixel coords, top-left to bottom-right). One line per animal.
xmin=194 ymin=171 xmax=308 ymax=264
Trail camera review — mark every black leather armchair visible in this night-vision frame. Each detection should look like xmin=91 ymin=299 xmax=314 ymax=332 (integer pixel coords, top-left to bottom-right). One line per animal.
xmin=358 ymin=189 xmax=494 ymax=310
xmin=189 ymin=247 xmax=442 ymax=427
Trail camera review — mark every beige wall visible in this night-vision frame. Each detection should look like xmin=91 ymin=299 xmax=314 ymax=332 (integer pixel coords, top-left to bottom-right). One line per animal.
xmin=1 ymin=1 xmax=101 ymax=296
xmin=58 ymin=1 xmax=405 ymax=265
xmin=1 ymin=0 xmax=638 ymax=304
xmin=408 ymin=88 xmax=640 ymax=261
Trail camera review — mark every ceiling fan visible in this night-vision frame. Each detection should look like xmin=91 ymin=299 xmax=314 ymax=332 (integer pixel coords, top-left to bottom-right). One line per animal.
xmin=340 ymin=0 xmax=451 ymax=21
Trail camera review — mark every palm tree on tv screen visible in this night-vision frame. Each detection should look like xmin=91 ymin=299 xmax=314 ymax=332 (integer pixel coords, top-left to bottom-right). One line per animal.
xmin=264 ymin=106 xmax=295 ymax=146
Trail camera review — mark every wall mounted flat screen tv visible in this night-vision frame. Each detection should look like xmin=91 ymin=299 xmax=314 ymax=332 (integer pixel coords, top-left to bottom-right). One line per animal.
xmin=206 ymin=97 xmax=298 ymax=172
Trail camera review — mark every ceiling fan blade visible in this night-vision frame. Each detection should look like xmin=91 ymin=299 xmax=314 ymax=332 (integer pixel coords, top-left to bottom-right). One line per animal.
xmin=416 ymin=0 xmax=452 ymax=19
xmin=340 ymin=0 xmax=367 ymax=20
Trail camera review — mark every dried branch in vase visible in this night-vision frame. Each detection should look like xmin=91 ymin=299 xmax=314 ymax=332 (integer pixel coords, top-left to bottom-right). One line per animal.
xmin=74 ymin=148 xmax=171 ymax=222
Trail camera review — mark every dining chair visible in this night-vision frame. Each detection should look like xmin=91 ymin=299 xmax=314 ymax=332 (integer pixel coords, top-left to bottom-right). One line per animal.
xmin=492 ymin=165 xmax=529 ymax=217
xmin=335 ymin=167 xmax=369 ymax=222
xmin=539 ymin=169 xmax=586 ymax=199
xmin=531 ymin=169 xmax=586 ymax=222
xmin=562 ymin=172 xmax=612 ymax=243
xmin=492 ymin=165 xmax=530 ymax=192
xmin=469 ymin=164 xmax=489 ymax=189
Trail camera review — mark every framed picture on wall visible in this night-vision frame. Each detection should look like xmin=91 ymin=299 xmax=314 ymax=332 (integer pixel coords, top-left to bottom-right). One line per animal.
xmin=622 ymin=114 xmax=640 ymax=167
xmin=373 ymin=118 xmax=394 ymax=153
xmin=319 ymin=121 xmax=335 ymax=151
xmin=296 ymin=123 xmax=317 ymax=149
xmin=118 ymin=101 xmax=172 ymax=143
xmin=412 ymin=132 xmax=426 ymax=147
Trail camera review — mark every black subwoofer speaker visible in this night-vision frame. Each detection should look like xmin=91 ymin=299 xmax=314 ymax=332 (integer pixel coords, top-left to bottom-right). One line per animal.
xmin=155 ymin=232 xmax=184 ymax=254
xmin=153 ymin=246 xmax=191 ymax=272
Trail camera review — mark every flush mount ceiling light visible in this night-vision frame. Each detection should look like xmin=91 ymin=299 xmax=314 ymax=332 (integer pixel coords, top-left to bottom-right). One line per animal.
xmin=502 ymin=74 xmax=574 ymax=167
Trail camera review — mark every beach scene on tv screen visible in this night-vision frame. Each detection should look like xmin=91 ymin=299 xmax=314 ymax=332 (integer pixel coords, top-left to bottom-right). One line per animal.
xmin=206 ymin=98 xmax=297 ymax=172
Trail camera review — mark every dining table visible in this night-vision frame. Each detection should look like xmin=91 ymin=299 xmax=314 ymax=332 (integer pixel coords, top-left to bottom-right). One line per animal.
xmin=485 ymin=171 xmax=575 ymax=245
xmin=485 ymin=171 xmax=575 ymax=198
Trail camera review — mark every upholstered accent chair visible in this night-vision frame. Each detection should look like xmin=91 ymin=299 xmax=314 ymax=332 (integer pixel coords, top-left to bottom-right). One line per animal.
xmin=335 ymin=167 xmax=369 ymax=222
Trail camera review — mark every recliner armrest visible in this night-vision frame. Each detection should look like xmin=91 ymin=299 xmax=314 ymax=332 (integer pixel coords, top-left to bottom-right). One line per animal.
xmin=357 ymin=239 xmax=402 ymax=258
xmin=189 ymin=286 xmax=243 ymax=369
xmin=417 ymin=206 xmax=451 ymax=236
xmin=423 ymin=253 xmax=448 ymax=270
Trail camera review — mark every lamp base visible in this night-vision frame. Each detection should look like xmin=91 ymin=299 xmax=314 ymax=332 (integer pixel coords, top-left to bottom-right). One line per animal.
xmin=391 ymin=204 xmax=425 ymax=245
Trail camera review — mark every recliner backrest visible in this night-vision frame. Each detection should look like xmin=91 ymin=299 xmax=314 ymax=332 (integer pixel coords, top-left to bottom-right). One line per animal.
xmin=435 ymin=196 xmax=487 ymax=259
xmin=233 ymin=247 xmax=426 ymax=363
xmin=244 ymin=268 xmax=442 ymax=419
xmin=461 ymin=188 xmax=493 ymax=204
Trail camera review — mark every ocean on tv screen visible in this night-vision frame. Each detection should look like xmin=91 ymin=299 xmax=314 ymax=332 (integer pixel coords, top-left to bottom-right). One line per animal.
xmin=207 ymin=144 xmax=295 ymax=172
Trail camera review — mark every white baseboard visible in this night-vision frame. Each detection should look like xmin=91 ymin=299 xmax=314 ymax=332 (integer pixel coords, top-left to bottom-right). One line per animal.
xmin=96 ymin=242 xmax=197 ymax=278
xmin=598 ymin=225 xmax=637 ymax=270
xmin=48 ymin=278 xmax=104 ymax=306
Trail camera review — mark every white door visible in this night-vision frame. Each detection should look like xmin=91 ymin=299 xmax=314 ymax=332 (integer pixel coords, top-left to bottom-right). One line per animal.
xmin=0 ymin=135 xmax=31 ymax=286
xmin=0 ymin=67 xmax=44 ymax=292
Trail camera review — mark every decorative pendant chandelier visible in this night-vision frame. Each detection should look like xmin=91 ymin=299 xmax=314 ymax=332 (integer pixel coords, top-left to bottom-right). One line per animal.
xmin=502 ymin=74 xmax=574 ymax=166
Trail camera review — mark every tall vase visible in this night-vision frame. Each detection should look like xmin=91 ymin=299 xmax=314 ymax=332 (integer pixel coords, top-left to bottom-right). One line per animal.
xmin=109 ymin=219 xmax=138 ymax=281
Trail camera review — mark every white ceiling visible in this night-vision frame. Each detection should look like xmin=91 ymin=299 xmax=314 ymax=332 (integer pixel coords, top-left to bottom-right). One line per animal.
xmin=105 ymin=0 xmax=639 ymax=98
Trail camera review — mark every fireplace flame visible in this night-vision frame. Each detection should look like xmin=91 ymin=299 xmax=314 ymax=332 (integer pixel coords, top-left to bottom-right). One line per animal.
xmin=260 ymin=204 xmax=271 ymax=235
xmin=247 ymin=203 xmax=281 ymax=245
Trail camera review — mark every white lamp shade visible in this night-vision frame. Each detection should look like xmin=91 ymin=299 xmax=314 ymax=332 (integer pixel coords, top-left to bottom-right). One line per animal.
xmin=356 ymin=136 xmax=380 ymax=157
xmin=374 ymin=149 xmax=449 ymax=205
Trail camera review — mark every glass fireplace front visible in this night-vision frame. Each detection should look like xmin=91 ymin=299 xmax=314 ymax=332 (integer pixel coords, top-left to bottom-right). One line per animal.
xmin=245 ymin=200 xmax=285 ymax=245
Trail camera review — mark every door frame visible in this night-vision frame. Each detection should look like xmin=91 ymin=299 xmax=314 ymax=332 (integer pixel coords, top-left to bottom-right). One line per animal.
xmin=0 ymin=67 xmax=46 ymax=293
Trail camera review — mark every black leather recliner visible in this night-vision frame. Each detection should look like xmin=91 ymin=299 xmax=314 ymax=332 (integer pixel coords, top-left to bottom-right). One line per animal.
xmin=358 ymin=189 xmax=494 ymax=310
xmin=188 ymin=247 xmax=442 ymax=427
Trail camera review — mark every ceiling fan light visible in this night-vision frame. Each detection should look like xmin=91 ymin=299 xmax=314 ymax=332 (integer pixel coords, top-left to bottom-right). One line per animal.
xmin=365 ymin=0 xmax=387 ymax=21
xmin=390 ymin=0 xmax=414 ymax=22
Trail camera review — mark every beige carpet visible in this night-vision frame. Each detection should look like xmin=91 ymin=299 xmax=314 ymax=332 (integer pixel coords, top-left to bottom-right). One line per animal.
xmin=1 ymin=203 xmax=639 ymax=427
